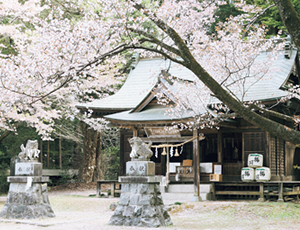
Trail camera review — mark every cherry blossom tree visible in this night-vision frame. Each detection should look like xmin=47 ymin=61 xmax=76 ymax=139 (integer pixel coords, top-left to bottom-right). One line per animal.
xmin=0 ymin=0 xmax=123 ymax=139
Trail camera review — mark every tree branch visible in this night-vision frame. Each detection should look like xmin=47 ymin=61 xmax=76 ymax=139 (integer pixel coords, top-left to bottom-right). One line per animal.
xmin=128 ymin=28 xmax=181 ymax=56
xmin=242 ymin=4 xmax=276 ymax=38
xmin=248 ymin=104 xmax=295 ymax=123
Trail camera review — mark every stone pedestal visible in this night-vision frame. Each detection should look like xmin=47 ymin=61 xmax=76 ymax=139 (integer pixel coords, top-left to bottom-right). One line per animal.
xmin=126 ymin=161 xmax=155 ymax=176
xmin=108 ymin=161 xmax=172 ymax=228
xmin=0 ymin=162 xmax=55 ymax=219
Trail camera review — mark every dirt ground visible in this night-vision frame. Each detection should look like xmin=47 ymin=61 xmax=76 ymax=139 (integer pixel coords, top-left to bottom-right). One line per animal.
xmin=1 ymin=183 xmax=300 ymax=230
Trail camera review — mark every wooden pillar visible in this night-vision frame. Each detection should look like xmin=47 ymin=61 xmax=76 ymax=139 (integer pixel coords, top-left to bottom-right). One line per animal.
xmin=193 ymin=129 xmax=201 ymax=201
xmin=166 ymin=145 xmax=170 ymax=186
xmin=59 ymin=137 xmax=62 ymax=169
xmin=217 ymin=132 xmax=223 ymax=163
xmin=278 ymin=182 xmax=284 ymax=202
xmin=211 ymin=182 xmax=216 ymax=200
xmin=47 ymin=141 xmax=50 ymax=168
xmin=119 ymin=131 xmax=125 ymax=176
xmin=132 ymin=127 xmax=138 ymax=137
xmin=258 ymin=183 xmax=265 ymax=202
xmin=285 ymin=142 xmax=296 ymax=177
xmin=40 ymin=140 xmax=43 ymax=164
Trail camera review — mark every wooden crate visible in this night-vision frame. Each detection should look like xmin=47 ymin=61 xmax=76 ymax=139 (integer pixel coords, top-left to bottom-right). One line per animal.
xmin=210 ymin=174 xmax=222 ymax=181
xmin=182 ymin=159 xmax=193 ymax=166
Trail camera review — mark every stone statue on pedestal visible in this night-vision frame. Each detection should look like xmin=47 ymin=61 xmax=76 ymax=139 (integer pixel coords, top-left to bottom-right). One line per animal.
xmin=0 ymin=140 xmax=55 ymax=219
xmin=108 ymin=137 xmax=172 ymax=227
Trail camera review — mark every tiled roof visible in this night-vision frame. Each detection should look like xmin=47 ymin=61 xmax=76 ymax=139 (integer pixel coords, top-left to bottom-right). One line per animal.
xmin=76 ymin=58 xmax=195 ymax=111
xmin=78 ymin=49 xmax=298 ymax=122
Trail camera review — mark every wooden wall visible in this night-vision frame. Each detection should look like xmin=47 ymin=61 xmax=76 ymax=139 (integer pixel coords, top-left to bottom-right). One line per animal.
xmin=119 ymin=127 xmax=298 ymax=182
xmin=269 ymin=134 xmax=297 ymax=181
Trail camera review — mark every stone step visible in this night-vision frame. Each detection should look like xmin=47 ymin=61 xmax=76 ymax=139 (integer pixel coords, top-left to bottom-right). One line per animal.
xmin=167 ymin=184 xmax=213 ymax=193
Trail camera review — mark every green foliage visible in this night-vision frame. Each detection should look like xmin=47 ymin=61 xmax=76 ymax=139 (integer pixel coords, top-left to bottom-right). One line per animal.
xmin=294 ymin=165 xmax=300 ymax=170
xmin=40 ymin=0 xmax=84 ymax=22
xmin=208 ymin=1 xmax=300 ymax=38
xmin=0 ymin=121 xmax=83 ymax=170
xmin=0 ymin=150 xmax=10 ymax=194
xmin=0 ymin=124 xmax=40 ymax=158
xmin=55 ymin=170 xmax=78 ymax=186
xmin=103 ymin=147 xmax=120 ymax=180
xmin=246 ymin=0 xmax=300 ymax=37
xmin=0 ymin=35 xmax=17 ymax=56
xmin=210 ymin=3 xmax=245 ymax=34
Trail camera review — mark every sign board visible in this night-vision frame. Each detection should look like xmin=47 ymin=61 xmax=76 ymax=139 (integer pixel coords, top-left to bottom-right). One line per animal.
xmin=200 ymin=163 xmax=213 ymax=173
xmin=144 ymin=127 xmax=181 ymax=138
xmin=214 ymin=164 xmax=222 ymax=174
xmin=15 ymin=163 xmax=34 ymax=175
xmin=169 ymin=163 xmax=181 ymax=173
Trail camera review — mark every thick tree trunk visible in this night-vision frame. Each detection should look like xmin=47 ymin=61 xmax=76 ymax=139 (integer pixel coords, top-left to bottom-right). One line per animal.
xmin=93 ymin=131 xmax=103 ymax=181
xmin=79 ymin=122 xmax=102 ymax=182
xmin=274 ymin=0 xmax=300 ymax=50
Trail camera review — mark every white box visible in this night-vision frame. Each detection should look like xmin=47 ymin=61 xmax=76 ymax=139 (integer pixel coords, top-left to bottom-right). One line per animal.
xmin=241 ymin=167 xmax=255 ymax=181
xmin=248 ymin=153 xmax=263 ymax=168
xmin=214 ymin=164 xmax=222 ymax=174
xmin=255 ymin=167 xmax=271 ymax=182
xmin=169 ymin=163 xmax=181 ymax=173
xmin=200 ymin=163 xmax=213 ymax=173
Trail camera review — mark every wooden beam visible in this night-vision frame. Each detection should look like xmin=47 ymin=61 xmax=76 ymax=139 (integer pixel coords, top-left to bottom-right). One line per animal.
xmin=141 ymin=136 xmax=193 ymax=143
xmin=215 ymin=191 xmax=260 ymax=195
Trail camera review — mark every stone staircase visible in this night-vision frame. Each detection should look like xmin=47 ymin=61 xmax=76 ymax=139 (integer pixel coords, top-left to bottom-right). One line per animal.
xmin=160 ymin=184 xmax=213 ymax=203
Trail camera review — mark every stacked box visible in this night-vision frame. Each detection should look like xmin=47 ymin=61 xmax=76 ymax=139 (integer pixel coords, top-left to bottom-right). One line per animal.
xmin=255 ymin=167 xmax=271 ymax=182
xmin=241 ymin=167 xmax=255 ymax=181
xmin=241 ymin=153 xmax=271 ymax=182
xmin=248 ymin=154 xmax=263 ymax=168
xmin=209 ymin=174 xmax=222 ymax=181
xmin=209 ymin=164 xmax=222 ymax=182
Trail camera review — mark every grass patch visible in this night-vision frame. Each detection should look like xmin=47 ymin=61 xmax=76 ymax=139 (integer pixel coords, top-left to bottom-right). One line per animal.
xmin=246 ymin=202 xmax=300 ymax=220
xmin=170 ymin=201 xmax=300 ymax=229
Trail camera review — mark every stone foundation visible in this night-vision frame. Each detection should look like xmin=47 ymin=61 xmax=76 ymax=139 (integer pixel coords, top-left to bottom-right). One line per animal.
xmin=0 ymin=182 xmax=55 ymax=219
xmin=108 ymin=182 xmax=172 ymax=227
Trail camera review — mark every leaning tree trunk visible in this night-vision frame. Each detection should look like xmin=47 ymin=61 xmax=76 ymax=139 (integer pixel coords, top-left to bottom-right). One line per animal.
xmin=79 ymin=122 xmax=102 ymax=182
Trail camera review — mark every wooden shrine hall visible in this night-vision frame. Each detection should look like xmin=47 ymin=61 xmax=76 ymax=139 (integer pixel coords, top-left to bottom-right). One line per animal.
xmin=77 ymin=45 xmax=300 ymax=201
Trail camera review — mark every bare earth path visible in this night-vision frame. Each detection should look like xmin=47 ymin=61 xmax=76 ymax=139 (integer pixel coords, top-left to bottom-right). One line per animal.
xmin=1 ymin=183 xmax=300 ymax=230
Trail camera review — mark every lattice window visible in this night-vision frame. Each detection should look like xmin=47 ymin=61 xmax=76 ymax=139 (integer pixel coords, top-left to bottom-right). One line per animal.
xmin=243 ymin=132 xmax=266 ymax=167
xmin=270 ymin=136 xmax=285 ymax=176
